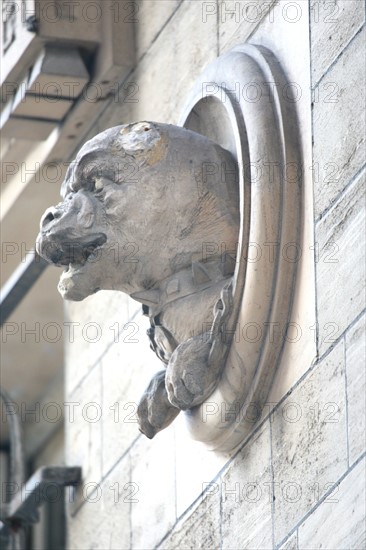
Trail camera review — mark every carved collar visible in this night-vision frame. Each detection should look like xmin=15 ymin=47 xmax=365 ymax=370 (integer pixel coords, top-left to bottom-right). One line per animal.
xmin=131 ymin=253 xmax=235 ymax=317
xmin=131 ymin=254 xmax=235 ymax=364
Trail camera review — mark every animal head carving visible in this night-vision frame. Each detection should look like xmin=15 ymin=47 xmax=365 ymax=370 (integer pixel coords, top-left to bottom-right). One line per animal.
xmin=37 ymin=121 xmax=240 ymax=437
xmin=37 ymin=122 xmax=239 ymax=302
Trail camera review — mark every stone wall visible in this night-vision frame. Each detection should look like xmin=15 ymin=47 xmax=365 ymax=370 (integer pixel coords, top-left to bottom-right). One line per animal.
xmin=63 ymin=1 xmax=365 ymax=548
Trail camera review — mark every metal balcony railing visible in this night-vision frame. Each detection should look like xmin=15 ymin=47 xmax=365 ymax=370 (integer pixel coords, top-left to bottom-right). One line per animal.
xmin=0 ymin=389 xmax=81 ymax=550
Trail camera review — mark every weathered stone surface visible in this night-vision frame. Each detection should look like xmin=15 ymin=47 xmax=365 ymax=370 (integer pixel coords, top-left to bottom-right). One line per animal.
xmin=298 ymin=457 xmax=366 ymax=549
xmin=346 ymin=314 xmax=366 ymax=465
xmin=313 ymin=29 xmax=365 ymax=217
xmin=68 ymin=453 xmax=131 ymax=550
xmin=135 ymin=0 xmax=181 ymax=59
xmin=310 ymin=0 xmax=365 ymax=85
xmin=65 ymin=291 xmax=131 ymax=395
xmin=130 ymin=0 xmax=218 ymax=123
xmin=67 ymin=486 xmax=104 ymax=550
xmin=130 ymin=429 xmax=176 ymax=549
xmin=272 ymin=341 xmax=347 ymax=544
xmin=221 ymin=422 xmax=273 ymax=549
xmin=158 ymin=489 xmax=221 ymax=550
xmin=219 ymin=0 xmax=276 ymax=53
xmin=124 ymin=40 xmax=177 ymax=123
xmin=102 ymin=314 xmax=162 ymax=476
xmin=316 ymin=169 xmax=365 ymax=355
xmin=279 ymin=530 xmax=298 ymax=550
xmin=174 ymin=416 xmax=231 ymax=517
xmin=66 ymin=365 xmax=102 ymax=511
xmin=98 ymin=454 xmax=132 ymax=550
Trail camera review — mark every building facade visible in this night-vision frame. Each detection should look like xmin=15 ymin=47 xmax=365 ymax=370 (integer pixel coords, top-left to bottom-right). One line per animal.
xmin=1 ymin=1 xmax=365 ymax=548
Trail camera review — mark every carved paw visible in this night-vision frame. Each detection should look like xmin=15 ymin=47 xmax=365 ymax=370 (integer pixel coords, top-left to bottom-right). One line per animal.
xmin=137 ymin=370 xmax=180 ymax=438
xmin=165 ymin=335 xmax=218 ymax=410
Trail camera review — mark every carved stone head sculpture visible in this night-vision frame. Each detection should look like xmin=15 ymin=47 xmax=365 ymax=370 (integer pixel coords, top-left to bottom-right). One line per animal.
xmin=37 ymin=45 xmax=302 ymax=451
xmin=37 ymin=121 xmax=240 ymax=437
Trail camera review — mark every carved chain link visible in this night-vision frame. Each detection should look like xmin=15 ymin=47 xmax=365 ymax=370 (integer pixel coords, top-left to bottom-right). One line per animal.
xmin=208 ymin=280 xmax=234 ymax=369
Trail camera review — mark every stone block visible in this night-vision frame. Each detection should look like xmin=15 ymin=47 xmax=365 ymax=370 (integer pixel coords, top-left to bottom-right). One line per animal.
xmin=316 ymin=169 xmax=365 ymax=355
xmin=219 ymin=0 xmax=276 ymax=53
xmin=298 ymin=457 xmax=366 ymax=549
xmin=279 ymin=530 xmax=298 ymax=549
xmin=130 ymin=428 xmax=176 ymax=549
xmin=67 ymin=488 xmax=104 ymax=550
xmin=310 ymin=0 xmax=365 ymax=85
xmin=66 ymin=365 xmax=103 ymax=511
xmin=272 ymin=341 xmax=348 ymax=544
xmin=158 ymin=489 xmax=221 ymax=549
xmin=313 ymin=29 xmax=365 ymax=217
xmin=135 ymin=0 xmax=181 ymax=59
xmin=174 ymin=414 xmax=231 ymax=517
xmin=102 ymin=314 xmax=163 ymax=476
xmin=127 ymin=0 xmax=218 ymax=124
xmin=65 ymin=290 xmax=131 ymax=395
xmin=68 ymin=453 xmax=131 ymax=549
xmin=346 ymin=314 xmax=366 ymax=465
xmin=221 ymin=422 xmax=273 ymax=549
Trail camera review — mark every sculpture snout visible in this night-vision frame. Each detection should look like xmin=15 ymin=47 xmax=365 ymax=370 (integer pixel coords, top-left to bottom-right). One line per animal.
xmin=36 ymin=192 xmax=105 ymax=269
xmin=40 ymin=206 xmax=63 ymax=231
xmin=37 ymin=204 xmax=66 ymax=264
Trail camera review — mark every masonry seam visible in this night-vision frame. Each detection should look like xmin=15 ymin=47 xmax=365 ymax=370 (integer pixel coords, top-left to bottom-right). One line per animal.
xmin=275 ymin=451 xmax=366 ymax=549
xmin=315 ymin=164 xmax=366 ymax=223
xmin=312 ymin=22 xmax=365 ymax=90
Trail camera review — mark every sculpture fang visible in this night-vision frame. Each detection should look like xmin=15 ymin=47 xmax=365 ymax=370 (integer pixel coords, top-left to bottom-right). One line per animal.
xmin=37 ymin=45 xmax=302 ymax=451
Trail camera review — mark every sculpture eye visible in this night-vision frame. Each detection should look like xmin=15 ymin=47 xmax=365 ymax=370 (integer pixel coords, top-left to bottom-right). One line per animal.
xmin=82 ymin=177 xmax=99 ymax=193
xmin=93 ymin=177 xmax=113 ymax=195
xmin=94 ymin=178 xmax=104 ymax=192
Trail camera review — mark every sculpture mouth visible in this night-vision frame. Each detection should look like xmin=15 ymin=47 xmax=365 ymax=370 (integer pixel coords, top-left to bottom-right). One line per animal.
xmin=44 ymin=234 xmax=107 ymax=270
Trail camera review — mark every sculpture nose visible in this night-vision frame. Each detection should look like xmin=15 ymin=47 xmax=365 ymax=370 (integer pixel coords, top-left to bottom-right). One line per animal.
xmin=40 ymin=206 xmax=62 ymax=230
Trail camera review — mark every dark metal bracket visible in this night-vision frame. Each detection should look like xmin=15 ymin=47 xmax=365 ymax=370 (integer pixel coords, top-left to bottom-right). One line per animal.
xmin=0 ymin=389 xmax=81 ymax=549
xmin=0 ymin=467 xmax=81 ymax=542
